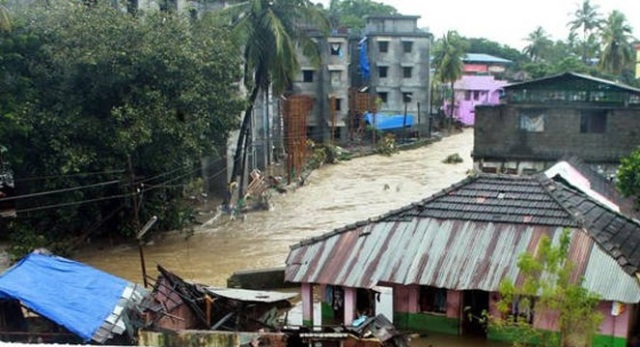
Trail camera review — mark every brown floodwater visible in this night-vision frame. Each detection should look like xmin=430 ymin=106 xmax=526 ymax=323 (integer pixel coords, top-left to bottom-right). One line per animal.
xmin=75 ymin=129 xmax=474 ymax=286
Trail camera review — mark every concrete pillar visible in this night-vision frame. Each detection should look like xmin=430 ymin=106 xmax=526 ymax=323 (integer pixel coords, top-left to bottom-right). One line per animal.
xmin=344 ymin=287 xmax=357 ymax=326
xmin=301 ymin=283 xmax=314 ymax=327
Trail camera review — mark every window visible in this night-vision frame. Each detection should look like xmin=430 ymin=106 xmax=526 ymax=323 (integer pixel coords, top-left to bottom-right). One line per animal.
xmin=580 ymin=110 xmax=607 ymax=133
xmin=402 ymin=41 xmax=413 ymax=53
xmin=335 ymin=98 xmax=342 ymax=111
xmin=465 ymin=91 xmax=472 ymax=101
xmin=330 ymin=43 xmax=342 ymax=56
xmin=378 ymin=41 xmax=389 ymax=53
xmin=378 ymin=66 xmax=388 ymax=78
xmin=302 ymin=70 xmax=314 ymax=83
xmin=377 ymin=92 xmax=388 ymax=104
xmin=519 ymin=109 xmax=546 ymax=132
xmin=419 ymin=286 xmax=447 ymax=314
xmin=403 ymin=67 xmax=413 ymax=78
xmin=330 ymin=70 xmax=342 ymax=85
xmin=473 ymin=90 xmax=481 ymax=100
xmin=403 ymin=92 xmax=413 ymax=103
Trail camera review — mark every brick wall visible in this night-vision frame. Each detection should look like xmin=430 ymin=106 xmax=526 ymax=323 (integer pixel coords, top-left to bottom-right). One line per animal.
xmin=474 ymin=104 xmax=640 ymax=163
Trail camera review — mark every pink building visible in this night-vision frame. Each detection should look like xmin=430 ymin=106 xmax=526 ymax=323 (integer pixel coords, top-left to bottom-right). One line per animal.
xmin=285 ymin=166 xmax=640 ymax=347
xmin=451 ymin=75 xmax=507 ymax=126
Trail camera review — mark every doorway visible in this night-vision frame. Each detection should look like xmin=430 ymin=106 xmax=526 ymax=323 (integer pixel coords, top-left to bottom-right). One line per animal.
xmin=462 ymin=290 xmax=489 ymax=337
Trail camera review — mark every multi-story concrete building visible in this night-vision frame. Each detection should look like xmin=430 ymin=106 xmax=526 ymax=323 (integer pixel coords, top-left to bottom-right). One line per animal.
xmin=361 ymin=15 xmax=431 ymax=122
xmin=291 ymin=31 xmax=351 ymax=143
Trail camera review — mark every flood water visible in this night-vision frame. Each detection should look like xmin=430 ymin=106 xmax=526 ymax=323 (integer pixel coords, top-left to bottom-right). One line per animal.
xmin=76 ymin=129 xmax=474 ymax=286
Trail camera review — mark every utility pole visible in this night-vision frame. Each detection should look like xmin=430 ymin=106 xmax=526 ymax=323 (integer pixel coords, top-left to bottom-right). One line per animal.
xmin=136 ymin=216 xmax=158 ymax=288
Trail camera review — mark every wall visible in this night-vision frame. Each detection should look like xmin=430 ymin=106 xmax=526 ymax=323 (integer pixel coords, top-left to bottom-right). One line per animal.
xmin=393 ymin=286 xmax=460 ymax=335
xmin=474 ymin=104 xmax=640 ymax=164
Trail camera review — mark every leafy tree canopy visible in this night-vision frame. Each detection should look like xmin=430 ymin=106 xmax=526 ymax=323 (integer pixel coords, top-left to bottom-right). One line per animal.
xmin=0 ymin=2 xmax=245 ymax=257
xmin=617 ymin=147 xmax=640 ymax=207
xmin=325 ymin=0 xmax=398 ymax=31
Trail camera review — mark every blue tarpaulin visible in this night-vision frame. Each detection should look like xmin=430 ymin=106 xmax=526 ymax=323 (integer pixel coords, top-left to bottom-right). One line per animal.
xmin=364 ymin=113 xmax=414 ymax=130
xmin=358 ymin=37 xmax=370 ymax=82
xmin=0 ymin=252 xmax=129 ymax=341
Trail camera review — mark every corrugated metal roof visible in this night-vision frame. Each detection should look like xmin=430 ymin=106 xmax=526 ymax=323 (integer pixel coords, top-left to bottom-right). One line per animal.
xmin=286 ymin=218 xmax=640 ymax=303
xmin=464 ymin=53 xmax=512 ymax=64
xmin=204 ymin=287 xmax=297 ymax=303
xmin=286 ymin=173 xmax=640 ymax=303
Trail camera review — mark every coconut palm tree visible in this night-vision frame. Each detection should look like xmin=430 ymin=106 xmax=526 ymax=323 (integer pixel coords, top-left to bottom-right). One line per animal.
xmin=523 ymin=26 xmax=551 ymax=62
xmin=599 ymin=10 xmax=634 ymax=76
xmin=568 ymin=0 xmax=603 ymax=63
xmin=225 ymin=0 xmax=328 ymax=200
xmin=432 ymin=31 xmax=466 ymax=126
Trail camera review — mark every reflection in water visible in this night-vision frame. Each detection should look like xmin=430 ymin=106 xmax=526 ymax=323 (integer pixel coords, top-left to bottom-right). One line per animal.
xmin=76 ymin=129 xmax=474 ymax=286
xmin=410 ymin=333 xmax=510 ymax=347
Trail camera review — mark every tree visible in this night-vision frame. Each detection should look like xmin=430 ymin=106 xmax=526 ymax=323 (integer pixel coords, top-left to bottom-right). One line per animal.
xmin=224 ymin=0 xmax=328 ymax=201
xmin=326 ymin=0 xmax=397 ymax=30
xmin=568 ymin=0 xmax=603 ymax=63
xmin=523 ymin=26 xmax=552 ymax=62
xmin=0 ymin=0 xmax=10 ymax=32
xmin=617 ymin=147 xmax=640 ymax=207
xmin=489 ymin=229 xmax=602 ymax=347
xmin=0 ymin=2 xmax=245 ymax=256
xmin=432 ymin=31 xmax=467 ymax=124
xmin=599 ymin=10 xmax=634 ymax=76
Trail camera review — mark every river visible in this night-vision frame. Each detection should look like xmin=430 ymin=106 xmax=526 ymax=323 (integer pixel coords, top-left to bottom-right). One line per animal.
xmin=76 ymin=129 xmax=474 ymax=286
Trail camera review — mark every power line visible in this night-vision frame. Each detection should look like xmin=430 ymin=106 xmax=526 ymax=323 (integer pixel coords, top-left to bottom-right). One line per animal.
xmin=0 ymin=179 xmax=123 ymax=203
xmin=17 ymin=193 xmax=131 ymax=214
xmin=14 ymin=169 xmax=125 ymax=183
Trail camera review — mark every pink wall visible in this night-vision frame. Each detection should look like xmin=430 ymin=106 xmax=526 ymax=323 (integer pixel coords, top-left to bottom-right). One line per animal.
xmin=394 ymin=285 xmax=419 ymax=313
xmin=447 ymin=290 xmax=462 ymax=318
xmin=301 ymin=283 xmax=314 ymax=324
xmin=444 ymin=75 xmax=507 ymax=126
xmin=598 ymin=301 xmax=631 ymax=338
xmin=344 ymin=287 xmax=356 ymax=325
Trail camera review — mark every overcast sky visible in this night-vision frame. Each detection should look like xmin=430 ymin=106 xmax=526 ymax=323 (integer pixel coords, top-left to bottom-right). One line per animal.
xmin=319 ymin=0 xmax=639 ymax=50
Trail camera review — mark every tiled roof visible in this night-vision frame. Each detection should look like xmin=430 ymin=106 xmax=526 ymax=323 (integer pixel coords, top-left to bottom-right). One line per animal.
xmin=387 ymin=174 xmax=578 ymax=226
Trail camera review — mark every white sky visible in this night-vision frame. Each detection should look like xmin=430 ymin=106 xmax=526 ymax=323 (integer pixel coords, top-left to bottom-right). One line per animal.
xmin=319 ymin=0 xmax=639 ymax=50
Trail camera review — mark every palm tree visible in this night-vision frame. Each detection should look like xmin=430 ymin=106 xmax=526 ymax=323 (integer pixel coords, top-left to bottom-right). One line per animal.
xmin=523 ymin=26 xmax=551 ymax=62
xmin=599 ymin=10 xmax=634 ymax=76
xmin=432 ymin=31 xmax=466 ymax=127
xmin=0 ymin=0 xmax=10 ymax=32
xmin=568 ymin=0 xmax=603 ymax=63
xmin=225 ymin=0 xmax=328 ymax=200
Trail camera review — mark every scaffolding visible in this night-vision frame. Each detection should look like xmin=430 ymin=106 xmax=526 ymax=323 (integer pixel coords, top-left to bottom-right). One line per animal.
xmin=283 ymin=95 xmax=314 ymax=184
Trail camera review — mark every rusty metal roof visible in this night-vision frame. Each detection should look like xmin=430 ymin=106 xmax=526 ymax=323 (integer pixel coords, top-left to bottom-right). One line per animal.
xmin=285 ymin=174 xmax=640 ymax=302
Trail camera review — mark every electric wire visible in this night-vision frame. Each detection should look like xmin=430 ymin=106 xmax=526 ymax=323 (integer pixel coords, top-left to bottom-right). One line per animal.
xmin=13 ymin=169 xmax=126 ymax=183
xmin=0 ymin=179 xmax=124 ymax=203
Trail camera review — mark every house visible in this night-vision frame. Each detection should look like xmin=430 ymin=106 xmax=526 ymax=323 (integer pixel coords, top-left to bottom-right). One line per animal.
xmin=473 ymin=72 xmax=640 ymax=176
xmin=0 ymin=251 xmax=148 ymax=344
xmin=284 ymin=172 xmax=640 ymax=347
xmin=462 ymin=53 xmax=512 ymax=77
xmin=361 ymin=15 xmax=431 ymax=123
xmin=449 ymin=75 xmax=508 ymax=126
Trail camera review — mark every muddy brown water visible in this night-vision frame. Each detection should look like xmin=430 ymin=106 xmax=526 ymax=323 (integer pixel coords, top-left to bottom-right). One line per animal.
xmin=76 ymin=129 xmax=474 ymax=286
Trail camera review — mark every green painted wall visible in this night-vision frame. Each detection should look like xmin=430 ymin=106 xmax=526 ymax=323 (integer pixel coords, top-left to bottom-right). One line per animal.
xmin=321 ymin=302 xmax=336 ymax=324
xmin=394 ymin=312 xmax=459 ymax=335
xmin=487 ymin=326 xmax=627 ymax=347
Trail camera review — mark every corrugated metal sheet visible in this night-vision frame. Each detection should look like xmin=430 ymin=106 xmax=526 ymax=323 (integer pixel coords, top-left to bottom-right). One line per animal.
xmin=583 ymin=242 xmax=640 ymax=303
xmin=286 ymin=218 xmax=640 ymax=303
xmin=204 ymin=287 xmax=297 ymax=303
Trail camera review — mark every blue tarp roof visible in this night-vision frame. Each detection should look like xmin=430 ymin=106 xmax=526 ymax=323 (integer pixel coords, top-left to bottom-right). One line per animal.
xmin=364 ymin=113 xmax=414 ymax=130
xmin=0 ymin=252 xmax=129 ymax=341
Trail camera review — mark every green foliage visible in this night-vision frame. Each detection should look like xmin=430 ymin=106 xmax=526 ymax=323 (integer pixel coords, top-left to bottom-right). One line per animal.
xmin=0 ymin=2 xmax=245 ymax=256
xmin=376 ymin=133 xmax=396 ymax=156
xmin=599 ymin=10 xmax=634 ymax=76
xmin=442 ymin=153 xmax=463 ymax=164
xmin=325 ymin=0 xmax=398 ymax=31
xmin=490 ymin=229 xmax=602 ymax=347
xmin=617 ymin=147 xmax=640 ymax=207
